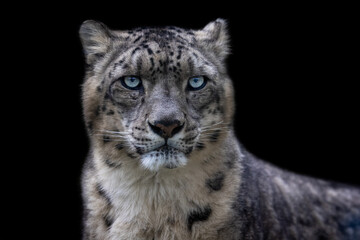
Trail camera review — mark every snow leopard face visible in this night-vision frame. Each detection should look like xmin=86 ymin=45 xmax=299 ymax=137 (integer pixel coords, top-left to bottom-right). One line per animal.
xmin=80 ymin=19 xmax=234 ymax=171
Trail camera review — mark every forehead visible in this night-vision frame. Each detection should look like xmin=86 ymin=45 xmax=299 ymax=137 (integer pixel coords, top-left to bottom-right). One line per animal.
xmin=123 ymin=26 xmax=195 ymax=46
xmin=115 ymin=26 xmax=196 ymax=59
xmin=106 ymin=27 xmax=217 ymax=80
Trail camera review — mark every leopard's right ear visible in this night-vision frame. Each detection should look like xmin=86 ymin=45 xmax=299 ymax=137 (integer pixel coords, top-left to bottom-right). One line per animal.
xmin=195 ymin=19 xmax=230 ymax=61
xmin=79 ymin=20 xmax=112 ymax=65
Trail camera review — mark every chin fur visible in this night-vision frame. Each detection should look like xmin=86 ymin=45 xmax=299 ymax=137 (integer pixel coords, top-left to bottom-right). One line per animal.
xmin=140 ymin=149 xmax=188 ymax=171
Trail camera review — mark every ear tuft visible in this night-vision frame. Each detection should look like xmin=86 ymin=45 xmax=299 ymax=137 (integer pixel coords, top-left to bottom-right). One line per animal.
xmin=79 ymin=20 xmax=112 ymax=65
xmin=196 ymin=18 xmax=230 ymax=61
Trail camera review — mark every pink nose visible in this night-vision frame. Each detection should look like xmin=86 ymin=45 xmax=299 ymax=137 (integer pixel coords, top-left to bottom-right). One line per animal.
xmin=149 ymin=120 xmax=184 ymax=139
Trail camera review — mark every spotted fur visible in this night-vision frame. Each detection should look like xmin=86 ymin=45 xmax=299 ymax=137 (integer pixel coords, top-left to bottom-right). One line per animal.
xmin=80 ymin=19 xmax=360 ymax=239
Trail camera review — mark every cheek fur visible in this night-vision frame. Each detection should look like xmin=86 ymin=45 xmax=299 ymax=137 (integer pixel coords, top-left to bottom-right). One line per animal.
xmin=109 ymin=81 xmax=142 ymax=107
xmin=188 ymin=88 xmax=215 ymax=108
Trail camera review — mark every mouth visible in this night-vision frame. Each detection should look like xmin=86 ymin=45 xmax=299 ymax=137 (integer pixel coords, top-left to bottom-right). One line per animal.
xmin=137 ymin=140 xmax=189 ymax=155
xmin=139 ymin=144 xmax=188 ymax=171
xmin=154 ymin=144 xmax=179 ymax=154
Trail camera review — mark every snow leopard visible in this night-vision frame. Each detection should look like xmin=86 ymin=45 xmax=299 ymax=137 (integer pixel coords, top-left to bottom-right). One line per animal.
xmin=79 ymin=19 xmax=360 ymax=240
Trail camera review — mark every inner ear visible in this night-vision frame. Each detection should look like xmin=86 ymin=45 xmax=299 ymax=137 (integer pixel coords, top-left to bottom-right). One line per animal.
xmin=79 ymin=20 xmax=113 ymax=65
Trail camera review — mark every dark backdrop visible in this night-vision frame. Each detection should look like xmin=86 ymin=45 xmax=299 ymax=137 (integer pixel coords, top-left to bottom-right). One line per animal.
xmin=13 ymin=4 xmax=358 ymax=239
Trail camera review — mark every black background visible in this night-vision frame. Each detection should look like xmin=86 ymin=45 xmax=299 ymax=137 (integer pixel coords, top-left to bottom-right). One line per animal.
xmin=9 ymin=4 xmax=358 ymax=239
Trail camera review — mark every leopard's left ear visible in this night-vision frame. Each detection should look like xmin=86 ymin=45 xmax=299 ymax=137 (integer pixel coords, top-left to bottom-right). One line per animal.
xmin=195 ymin=18 xmax=230 ymax=61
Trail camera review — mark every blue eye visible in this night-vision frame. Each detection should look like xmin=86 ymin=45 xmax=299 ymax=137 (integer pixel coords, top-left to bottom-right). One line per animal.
xmin=188 ymin=76 xmax=207 ymax=90
xmin=120 ymin=76 xmax=142 ymax=90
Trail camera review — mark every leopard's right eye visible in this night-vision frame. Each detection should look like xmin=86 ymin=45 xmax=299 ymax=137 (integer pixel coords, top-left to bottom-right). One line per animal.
xmin=120 ymin=76 xmax=142 ymax=90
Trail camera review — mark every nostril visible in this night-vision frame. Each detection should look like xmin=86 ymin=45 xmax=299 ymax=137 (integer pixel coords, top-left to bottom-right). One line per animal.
xmin=148 ymin=121 xmax=163 ymax=137
xmin=148 ymin=120 xmax=184 ymax=139
xmin=171 ymin=123 xmax=184 ymax=136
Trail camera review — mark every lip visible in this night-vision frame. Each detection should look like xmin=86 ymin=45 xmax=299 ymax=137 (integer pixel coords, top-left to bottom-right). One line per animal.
xmin=135 ymin=142 xmax=179 ymax=155
xmin=156 ymin=143 xmax=193 ymax=156
xmin=155 ymin=144 xmax=178 ymax=153
xmin=134 ymin=137 xmax=193 ymax=156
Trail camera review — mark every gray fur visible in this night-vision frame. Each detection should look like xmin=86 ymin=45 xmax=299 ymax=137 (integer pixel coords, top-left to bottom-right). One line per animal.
xmin=80 ymin=19 xmax=360 ymax=239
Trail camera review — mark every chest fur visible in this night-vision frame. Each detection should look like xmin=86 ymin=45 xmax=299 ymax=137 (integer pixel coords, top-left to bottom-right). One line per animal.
xmin=91 ymin=148 xmax=240 ymax=240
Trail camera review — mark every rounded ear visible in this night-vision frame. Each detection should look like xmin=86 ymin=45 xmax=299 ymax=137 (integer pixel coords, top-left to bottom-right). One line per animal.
xmin=79 ymin=20 xmax=112 ymax=65
xmin=195 ymin=19 xmax=230 ymax=61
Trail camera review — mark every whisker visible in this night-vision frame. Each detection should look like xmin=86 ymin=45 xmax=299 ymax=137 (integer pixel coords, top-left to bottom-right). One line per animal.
xmin=93 ymin=135 xmax=130 ymax=141
xmin=201 ymin=128 xmax=229 ymax=132
xmin=103 ymin=135 xmax=129 ymax=138
xmin=199 ymin=127 xmax=230 ymax=140
xmin=99 ymin=130 xmax=129 ymax=134
xmin=93 ymin=134 xmax=129 ymax=138
xmin=200 ymin=121 xmax=230 ymax=136
xmin=95 ymin=130 xmax=130 ymax=135
xmin=133 ymin=144 xmax=149 ymax=147
xmin=200 ymin=130 xmax=229 ymax=135
xmin=111 ymin=140 xmax=131 ymax=145
xmin=200 ymin=127 xmax=229 ymax=132
xmin=199 ymin=134 xmax=228 ymax=139
xmin=201 ymin=121 xmax=225 ymax=129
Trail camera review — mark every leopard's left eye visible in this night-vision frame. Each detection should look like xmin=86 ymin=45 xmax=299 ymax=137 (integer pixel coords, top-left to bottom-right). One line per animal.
xmin=120 ymin=76 xmax=142 ymax=90
xmin=188 ymin=76 xmax=207 ymax=90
